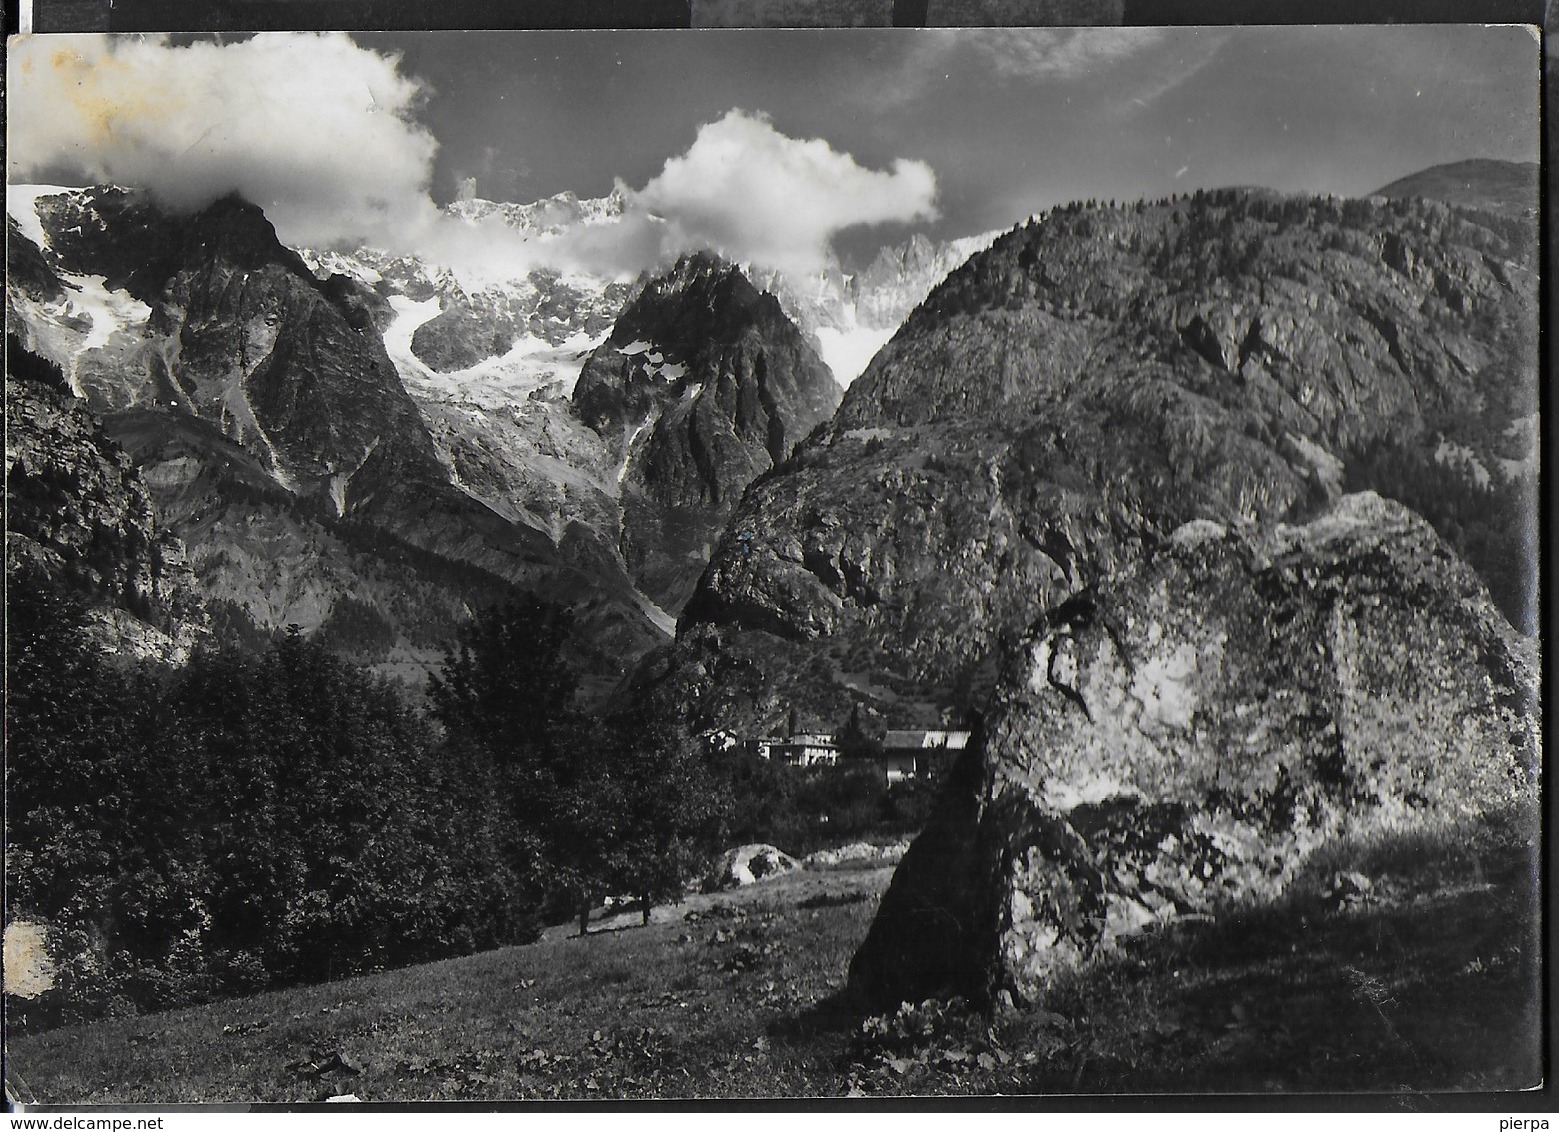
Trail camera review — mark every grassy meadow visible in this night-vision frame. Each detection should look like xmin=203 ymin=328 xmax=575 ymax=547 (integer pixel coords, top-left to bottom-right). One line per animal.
xmin=6 ymin=814 xmax=1541 ymax=1104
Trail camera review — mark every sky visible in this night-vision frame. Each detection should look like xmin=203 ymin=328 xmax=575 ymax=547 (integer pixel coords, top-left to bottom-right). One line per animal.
xmin=7 ymin=25 xmax=1540 ymax=278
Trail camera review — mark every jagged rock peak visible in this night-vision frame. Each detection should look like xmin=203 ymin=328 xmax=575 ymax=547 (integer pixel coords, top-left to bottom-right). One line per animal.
xmin=574 ymin=250 xmax=833 ymax=440
xmin=23 ymin=185 xmax=320 ymax=306
xmin=186 ymin=193 xmax=292 ymax=254
xmin=571 ymin=250 xmax=841 ymax=613
xmin=614 ymin=252 xmax=795 ymax=347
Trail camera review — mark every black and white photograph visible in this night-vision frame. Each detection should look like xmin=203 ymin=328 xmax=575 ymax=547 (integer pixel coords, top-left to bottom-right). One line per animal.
xmin=2 ymin=18 xmax=1543 ymax=1106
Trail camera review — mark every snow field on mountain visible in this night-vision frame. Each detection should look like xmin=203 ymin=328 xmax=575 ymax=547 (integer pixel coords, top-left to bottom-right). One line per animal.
xmin=814 ymin=326 xmax=896 ymax=387
xmin=7 ymin=278 xmax=153 ymax=398
xmin=382 ymin=295 xmax=607 ymax=409
xmin=64 ymin=274 xmax=155 ymax=355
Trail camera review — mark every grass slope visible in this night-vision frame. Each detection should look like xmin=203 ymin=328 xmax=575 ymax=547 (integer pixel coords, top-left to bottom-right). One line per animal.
xmin=7 ymin=817 xmax=1539 ymax=1102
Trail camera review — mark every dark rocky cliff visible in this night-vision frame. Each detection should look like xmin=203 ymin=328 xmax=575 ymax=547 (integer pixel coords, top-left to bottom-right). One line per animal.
xmin=5 ymin=339 xmax=206 ymax=661
xmin=25 ymin=189 xmax=445 ymax=509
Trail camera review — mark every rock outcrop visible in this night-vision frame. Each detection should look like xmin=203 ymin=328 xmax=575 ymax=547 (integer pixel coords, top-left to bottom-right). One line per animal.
xmin=845 ymin=493 xmax=1540 ymax=1011
xmin=703 ymin=844 xmax=802 ymax=890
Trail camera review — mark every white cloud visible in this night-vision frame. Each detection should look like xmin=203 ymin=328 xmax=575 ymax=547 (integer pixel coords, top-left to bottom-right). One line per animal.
xmin=7 ymin=41 xmax=937 ymax=287
xmin=629 ymin=109 xmax=938 ymax=279
xmin=4 ymin=32 xmax=641 ymax=283
xmin=7 ymin=33 xmax=444 ymax=248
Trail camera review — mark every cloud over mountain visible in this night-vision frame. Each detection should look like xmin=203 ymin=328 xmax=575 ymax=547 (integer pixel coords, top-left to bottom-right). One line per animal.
xmin=8 ymin=33 xmax=443 ymax=248
xmin=10 ymin=39 xmax=938 ymax=286
xmin=630 ymin=109 xmax=939 ymax=278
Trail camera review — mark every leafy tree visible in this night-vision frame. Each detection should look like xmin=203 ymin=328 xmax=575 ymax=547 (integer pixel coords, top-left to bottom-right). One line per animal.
xmin=427 ymin=597 xmax=615 ymax=932
xmin=1344 ymin=441 xmax=1536 ymax=633
xmin=427 ymin=595 xmax=579 ymax=761
xmin=7 ymin=590 xmax=537 ymax=1027
xmin=160 ymin=629 xmax=527 ymax=984
xmin=432 ymin=598 xmax=733 ymax=932
xmin=603 ymin=701 xmax=730 ymax=926
xmin=7 ymin=566 xmax=213 ymax=1016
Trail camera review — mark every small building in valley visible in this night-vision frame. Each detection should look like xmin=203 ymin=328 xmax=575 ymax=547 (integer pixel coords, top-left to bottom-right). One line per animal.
xmin=748 ymin=732 xmax=840 ymax=767
xmin=876 ymin=729 xmax=972 ymax=784
xmin=777 ymin=732 xmax=841 ymax=767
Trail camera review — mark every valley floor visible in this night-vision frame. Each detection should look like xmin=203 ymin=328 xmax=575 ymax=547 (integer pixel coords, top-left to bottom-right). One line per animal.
xmin=5 ymin=823 xmax=1541 ymax=1104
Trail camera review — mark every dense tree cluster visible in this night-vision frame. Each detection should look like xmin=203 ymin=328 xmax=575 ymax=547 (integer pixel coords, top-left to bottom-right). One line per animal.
xmin=7 ymin=572 xmax=511 ymax=1025
xmin=718 ymin=751 xmax=935 ymax=859
xmin=1343 ymin=440 xmax=1537 ymax=632
xmin=4 ymin=584 xmax=734 ymax=1028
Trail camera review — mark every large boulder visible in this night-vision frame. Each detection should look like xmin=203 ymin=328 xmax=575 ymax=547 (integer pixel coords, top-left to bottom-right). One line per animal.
xmin=846 ymin=493 xmax=1539 ymax=1011
xmin=703 ymin=844 xmax=801 ymax=891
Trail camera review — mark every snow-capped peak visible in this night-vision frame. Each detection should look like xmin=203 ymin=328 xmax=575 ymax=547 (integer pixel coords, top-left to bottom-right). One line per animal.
xmin=443 ymin=188 xmax=627 ymax=235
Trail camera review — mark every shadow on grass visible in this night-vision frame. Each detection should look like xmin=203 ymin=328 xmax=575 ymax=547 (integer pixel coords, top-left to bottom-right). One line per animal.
xmin=823 ymin=806 xmax=1542 ymax=1098
xmin=1015 ymin=807 xmax=1543 ymax=1095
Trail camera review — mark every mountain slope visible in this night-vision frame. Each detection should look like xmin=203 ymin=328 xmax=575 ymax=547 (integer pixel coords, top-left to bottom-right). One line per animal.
xmin=1373 ymin=159 xmax=1539 ymax=218
xmin=574 ymin=253 xmax=844 ymax=610
xmin=296 ymin=239 xmax=651 ymax=637
xmin=5 ymin=187 xmax=667 ymax=686
xmin=667 ymin=187 xmax=1537 ymax=734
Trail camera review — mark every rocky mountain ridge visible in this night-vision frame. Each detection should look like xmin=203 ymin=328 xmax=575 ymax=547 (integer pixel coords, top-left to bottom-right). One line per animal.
xmin=309 ymin=190 xmax=996 ymax=393
xmin=667 ymin=186 xmax=1537 ymax=735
